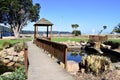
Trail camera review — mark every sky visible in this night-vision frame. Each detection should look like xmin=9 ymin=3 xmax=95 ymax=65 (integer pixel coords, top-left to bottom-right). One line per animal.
xmin=23 ymin=0 xmax=120 ymax=34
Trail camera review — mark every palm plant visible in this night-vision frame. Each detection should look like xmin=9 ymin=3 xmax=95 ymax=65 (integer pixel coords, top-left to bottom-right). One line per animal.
xmin=98 ymin=25 xmax=107 ymax=34
xmin=71 ymin=24 xmax=79 ymax=36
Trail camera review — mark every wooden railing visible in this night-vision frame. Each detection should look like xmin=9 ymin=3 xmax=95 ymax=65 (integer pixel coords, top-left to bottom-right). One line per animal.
xmin=34 ymin=38 xmax=68 ymax=69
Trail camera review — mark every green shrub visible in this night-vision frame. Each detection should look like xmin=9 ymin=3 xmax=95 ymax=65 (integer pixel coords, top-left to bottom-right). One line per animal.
xmin=80 ymin=55 xmax=111 ymax=75
xmin=104 ymin=41 xmax=119 ymax=49
xmin=0 ymin=66 xmax=27 ymax=80
xmin=2 ymin=42 xmax=12 ymax=49
xmin=72 ymin=30 xmax=81 ymax=36
xmin=14 ymin=43 xmax=23 ymax=52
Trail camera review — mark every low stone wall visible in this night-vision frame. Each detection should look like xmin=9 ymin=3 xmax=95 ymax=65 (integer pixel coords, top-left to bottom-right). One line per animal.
xmin=0 ymin=47 xmax=24 ymax=70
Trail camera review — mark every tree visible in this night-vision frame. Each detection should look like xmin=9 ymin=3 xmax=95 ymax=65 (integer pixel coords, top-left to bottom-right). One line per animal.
xmin=98 ymin=25 xmax=107 ymax=34
xmin=71 ymin=24 xmax=79 ymax=30
xmin=72 ymin=30 xmax=81 ymax=36
xmin=71 ymin=24 xmax=79 ymax=36
xmin=0 ymin=0 xmax=40 ymax=38
xmin=103 ymin=25 xmax=107 ymax=30
xmin=112 ymin=23 xmax=120 ymax=33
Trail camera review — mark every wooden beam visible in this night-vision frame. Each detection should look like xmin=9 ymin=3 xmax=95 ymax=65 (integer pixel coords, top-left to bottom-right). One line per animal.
xmin=50 ymin=26 xmax=52 ymax=40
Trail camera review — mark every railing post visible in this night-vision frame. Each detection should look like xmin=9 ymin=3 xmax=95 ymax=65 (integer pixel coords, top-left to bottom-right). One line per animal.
xmin=24 ymin=42 xmax=28 ymax=75
xmin=64 ymin=47 xmax=68 ymax=69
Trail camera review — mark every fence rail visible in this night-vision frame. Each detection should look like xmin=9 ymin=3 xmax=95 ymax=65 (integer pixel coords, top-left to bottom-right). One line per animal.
xmin=34 ymin=38 xmax=68 ymax=69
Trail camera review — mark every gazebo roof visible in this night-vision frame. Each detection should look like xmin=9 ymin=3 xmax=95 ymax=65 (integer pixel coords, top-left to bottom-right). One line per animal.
xmin=34 ymin=18 xmax=53 ymax=26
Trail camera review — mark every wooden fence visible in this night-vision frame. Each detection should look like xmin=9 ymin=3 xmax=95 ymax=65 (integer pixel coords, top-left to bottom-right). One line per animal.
xmin=34 ymin=38 xmax=68 ymax=69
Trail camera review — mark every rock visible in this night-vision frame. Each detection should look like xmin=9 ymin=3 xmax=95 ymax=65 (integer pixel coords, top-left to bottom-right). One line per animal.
xmin=80 ymin=42 xmax=87 ymax=46
xmin=5 ymin=55 xmax=13 ymax=61
xmin=117 ymin=70 xmax=120 ymax=75
xmin=14 ymin=63 xmax=22 ymax=67
xmin=0 ymin=52 xmax=3 ymax=57
xmin=13 ymin=56 xmax=19 ymax=62
xmin=81 ymin=68 xmax=85 ymax=73
xmin=1 ymin=53 xmax=7 ymax=58
xmin=101 ymin=44 xmax=111 ymax=49
xmin=76 ymin=42 xmax=81 ymax=46
xmin=17 ymin=57 xmax=24 ymax=62
xmin=67 ymin=61 xmax=79 ymax=74
xmin=112 ymin=62 xmax=120 ymax=70
xmin=2 ymin=72 xmax=12 ymax=76
xmin=2 ymin=59 xmax=10 ymax=64
xmin=7 ymin=62 xmax=15 ymax=67
xmin=18 ymin=51 xmax=24 ymax=57
xmin=115 ymin=64 xmax=120 ymax=70
xmin=12 ymin=52 xmax=18 ymax=56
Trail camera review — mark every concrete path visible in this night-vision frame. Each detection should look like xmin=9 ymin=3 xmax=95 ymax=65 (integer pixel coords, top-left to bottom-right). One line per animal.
xmin=27 ymin=41 xmax=75 ymax=80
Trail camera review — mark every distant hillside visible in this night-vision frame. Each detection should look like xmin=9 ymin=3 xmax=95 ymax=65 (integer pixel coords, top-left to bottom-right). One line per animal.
xmin=20 ymin=30 xmax=71 ymax=34
xmin=0 ymin=25 xmax=10 ymax=32
xmin=0 ymin=25 xmax=71 ymax=34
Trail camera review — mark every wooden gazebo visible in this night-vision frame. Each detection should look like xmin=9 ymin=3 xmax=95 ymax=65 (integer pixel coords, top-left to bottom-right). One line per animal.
xmin=34 ymin=18 xmax=53 ymax=40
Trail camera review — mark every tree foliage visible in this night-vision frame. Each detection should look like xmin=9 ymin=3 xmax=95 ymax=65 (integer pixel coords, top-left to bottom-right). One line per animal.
xmin=0 ymin=0 xmax=41 ymax=38
xmin=71 ymin=24 xmax=79 ymax=30
xmin=98 ymin=25 xmax=107 ymax=34
xmin=72 ymin=30 xmax=81 ymax=36
xmin=71 ymin=24 xmax=80 ymax=36
xmin=113 ymin=23 xmax=120 ymax=33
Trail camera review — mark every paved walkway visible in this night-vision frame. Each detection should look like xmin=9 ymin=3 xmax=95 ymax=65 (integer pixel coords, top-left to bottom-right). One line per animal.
xmin=27 ymin=41 xmax=75 ymax=80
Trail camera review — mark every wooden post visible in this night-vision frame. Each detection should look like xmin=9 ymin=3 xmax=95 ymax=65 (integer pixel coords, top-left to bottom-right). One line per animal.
xmin=50 ymin=26 xmax=52 ymax=40
xmin=64 ymin=47 xmax=68 ymax=69
xmin=47 ymin=26 xmax=49 ymax=37
xmin=34 ymin=26 xmax=36 ymax=39
xmin=36 ymin=26 xmax=38 ymax=38
xmin=24 ymin=43 xmax=28 ymax=75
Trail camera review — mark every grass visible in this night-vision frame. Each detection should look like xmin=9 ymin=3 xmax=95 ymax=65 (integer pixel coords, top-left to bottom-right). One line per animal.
xmin=108 ymin=38 xmax=120 ymax=44
xmin=0 ymin=37 xmax=33 ymax=49
xmin=52 ymin=37 xmax=120 ymax=44
xmin=52 ymin=37 xmax=89 ymax=42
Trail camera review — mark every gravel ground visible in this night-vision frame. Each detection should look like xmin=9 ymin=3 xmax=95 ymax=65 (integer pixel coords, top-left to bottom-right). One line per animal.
xmin=74 ymin=70 xmax=120 ymax=80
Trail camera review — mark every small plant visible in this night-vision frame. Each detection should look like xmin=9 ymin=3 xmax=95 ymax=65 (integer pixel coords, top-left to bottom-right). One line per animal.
xmin=14 ymin=43 xmax=23 ymax=53
xmin=0 ymin=47 xmax=3 ymax=51
xmin=80 ymin=55 xmax=111 ymax=75
xmin=0 ymin=66 xmax=27 ymax=80
xmin=2 ymin=42 xmax=12 ymax=49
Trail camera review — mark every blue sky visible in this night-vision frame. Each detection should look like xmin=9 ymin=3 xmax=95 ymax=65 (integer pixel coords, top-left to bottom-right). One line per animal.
xmin=24 ymin=0 xmax=120 ymax=34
